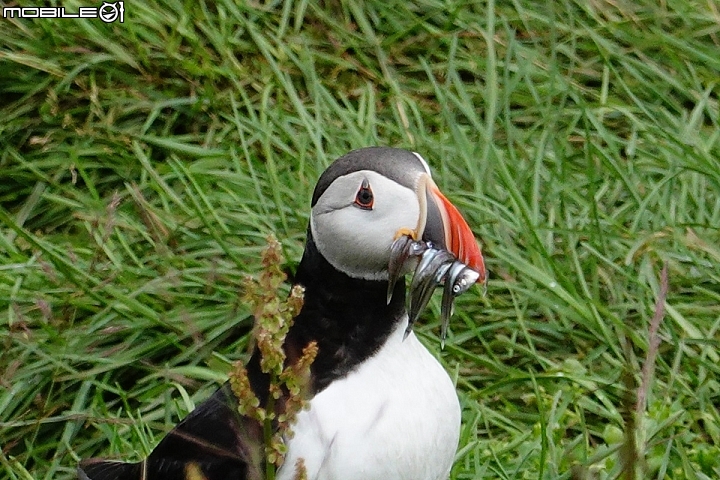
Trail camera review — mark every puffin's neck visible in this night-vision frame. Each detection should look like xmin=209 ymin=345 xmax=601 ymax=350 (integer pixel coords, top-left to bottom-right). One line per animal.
xmin=288 ymin=231 xmax=407 ymax=393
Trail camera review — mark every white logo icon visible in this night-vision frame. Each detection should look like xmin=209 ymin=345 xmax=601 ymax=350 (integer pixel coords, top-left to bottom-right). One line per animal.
xmin=99 ymin=2 xmax=123 ymax=23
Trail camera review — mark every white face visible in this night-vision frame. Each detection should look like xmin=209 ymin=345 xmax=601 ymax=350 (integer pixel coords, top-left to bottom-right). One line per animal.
xmin=310 ymin=170 xmax=422 ymax=280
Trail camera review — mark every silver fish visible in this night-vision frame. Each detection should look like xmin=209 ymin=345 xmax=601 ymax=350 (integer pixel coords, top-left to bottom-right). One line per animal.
xmin=388 ymin=235 xmax=483 ymax=344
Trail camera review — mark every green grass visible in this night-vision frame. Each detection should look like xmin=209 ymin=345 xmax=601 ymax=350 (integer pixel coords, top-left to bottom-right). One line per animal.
xmin=1 ymin=0 xmax=719 ymax=479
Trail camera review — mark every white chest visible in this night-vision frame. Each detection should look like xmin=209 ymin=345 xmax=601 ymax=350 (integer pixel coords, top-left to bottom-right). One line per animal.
xmin=277 ymin=319 xmax=461 ymax=480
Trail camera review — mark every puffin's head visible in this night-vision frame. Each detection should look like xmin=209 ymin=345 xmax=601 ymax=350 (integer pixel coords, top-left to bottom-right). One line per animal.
xmin=310 ymin=147 xmax=485 ymax=282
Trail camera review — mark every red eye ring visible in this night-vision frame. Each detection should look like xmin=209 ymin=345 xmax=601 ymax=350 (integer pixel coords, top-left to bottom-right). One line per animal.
xmin=354 ymin=179 xmax=374 ymax=210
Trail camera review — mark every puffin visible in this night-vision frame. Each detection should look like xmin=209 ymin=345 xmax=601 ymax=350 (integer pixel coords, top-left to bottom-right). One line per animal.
xmin=79 ymin=146 xmax=486 ymax=480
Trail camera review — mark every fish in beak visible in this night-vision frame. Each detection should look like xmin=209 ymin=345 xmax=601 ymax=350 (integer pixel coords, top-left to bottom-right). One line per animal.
xmin=388 ymin=173 xmax=487 ymax=344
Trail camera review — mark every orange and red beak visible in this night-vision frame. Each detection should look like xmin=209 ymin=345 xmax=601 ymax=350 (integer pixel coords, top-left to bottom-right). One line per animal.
xmin=419 ymin=176 xmax=486 ymax=284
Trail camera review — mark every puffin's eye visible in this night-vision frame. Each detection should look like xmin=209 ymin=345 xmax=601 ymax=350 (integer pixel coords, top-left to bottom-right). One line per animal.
xmin=354 ymin=179 xmax=374 ymax=210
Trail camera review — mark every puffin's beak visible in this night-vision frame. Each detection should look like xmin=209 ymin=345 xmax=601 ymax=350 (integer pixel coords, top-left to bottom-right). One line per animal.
xmin=419 ymin=175 xmax=486 ymax=282
xmin=387 ymin=173 xmax=487 ymax=342
xmin=387 ymin=173 xmax=487 ymax=314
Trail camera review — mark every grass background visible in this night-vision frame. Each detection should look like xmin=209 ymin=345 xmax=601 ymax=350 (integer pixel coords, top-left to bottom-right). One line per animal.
xmin=1 ymin=0 xmax=719 ymax=479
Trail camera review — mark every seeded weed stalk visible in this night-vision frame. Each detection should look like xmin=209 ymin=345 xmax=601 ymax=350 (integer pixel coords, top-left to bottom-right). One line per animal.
xmin=229 ymin=234 xmax=315 ymax=480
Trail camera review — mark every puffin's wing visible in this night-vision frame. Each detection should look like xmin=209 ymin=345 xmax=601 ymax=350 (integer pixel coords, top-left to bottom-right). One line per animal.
xmin=78 ymin=383 xmax=263 ymax=480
